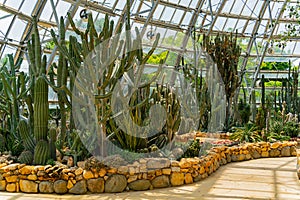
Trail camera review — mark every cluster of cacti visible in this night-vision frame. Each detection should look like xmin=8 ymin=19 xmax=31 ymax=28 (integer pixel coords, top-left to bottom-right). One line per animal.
xmin=201 ymin=32 xmax=242 ymax=130
xmin=52 ymin=0 xmax=169 ymax=156
xmin=0 ymin=54 xmax=28 ymax=137
xmin=259 ymin=61 xmax=299 ymax=130
xmin=182 ymin=63 xmax=211 ymax=131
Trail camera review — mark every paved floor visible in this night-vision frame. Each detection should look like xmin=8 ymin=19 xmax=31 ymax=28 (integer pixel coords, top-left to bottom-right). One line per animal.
xmin=0 ymin=157 xmax=299 ymax=200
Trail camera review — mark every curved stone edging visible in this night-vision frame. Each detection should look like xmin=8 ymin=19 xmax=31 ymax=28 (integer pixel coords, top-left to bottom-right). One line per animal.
xmin=0 ymin=141 xmax=297 ymax=194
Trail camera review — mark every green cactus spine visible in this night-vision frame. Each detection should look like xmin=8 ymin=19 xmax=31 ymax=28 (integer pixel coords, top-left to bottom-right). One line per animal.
xmin=18 ymin=119 xmax=35 ymax=152
xmin=49 ymin=128 xmax=57 ymax=160
xmin=34 ymin=140 xmax=50 ymax=165
xmin=18 ymin=150 xmax=34 ymax=164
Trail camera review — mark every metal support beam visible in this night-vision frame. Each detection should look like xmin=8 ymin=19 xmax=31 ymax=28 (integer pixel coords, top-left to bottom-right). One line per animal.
xmin=0 ymin=0 xmax=25 ymax=58
xmin=250 ymin=0 xmax=289 ymax=98
xmin=239 ymin=0 xmax=270 ymax=81
xmin=140 ymin=0 xmax=160 ymax=37
xmin=175 ymin=0 xmax=205 ymax=65
xmin=113 ymin=0 xmax=134 ymax=35
xmin=207 ymin=0 xmax=227 ymax=35
xmin=1 ymin=0 xmax=48 ymax=63
xmin=50 ymin=0 xmax=60 ymax=28
xmin=62 ymin=0 xmax=115 ymax=15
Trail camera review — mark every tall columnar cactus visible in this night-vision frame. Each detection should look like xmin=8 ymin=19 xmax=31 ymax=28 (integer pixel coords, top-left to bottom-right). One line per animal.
xmin=34 ymin=76 xmax=49 ymax=141
xmin=48 ymin=17 xmax=71 ymax=148
xmin=27 ymin=16 xmax=50 ymax=165
xmin=202 ymin=32 xmax=241 ymax=130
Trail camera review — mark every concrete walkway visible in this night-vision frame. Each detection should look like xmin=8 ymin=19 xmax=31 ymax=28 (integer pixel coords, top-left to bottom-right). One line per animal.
xmin=0 ymin=157 xmax=299 ymax=200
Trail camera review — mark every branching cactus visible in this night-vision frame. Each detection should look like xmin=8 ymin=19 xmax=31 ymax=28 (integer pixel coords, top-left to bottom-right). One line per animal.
xmin=51 ymin=0 xmax=162 ymax=156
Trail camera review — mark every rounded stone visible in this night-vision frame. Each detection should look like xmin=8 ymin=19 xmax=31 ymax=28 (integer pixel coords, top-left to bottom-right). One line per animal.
xmin=151 ymin=175 xmax=170 ymax=188
xmin=270 ymin=149 xmax=281 ymax=157
xmin=0 ymin=180 xmax=6 ymax=191
xmin=69 ymin=180 xmax=87 ymax=194
xmin=128 ymin=179 xmax=151 ymax=191
xmin=53 ymin=180 xmax=68 ymax=194
xmin=19 ymin=180 xmax=38 ymax=193
xmin=87 ymin=178 xmax=104 ymax=193
xmin=6 ymin=183 xmax=16 ymax=192
xmin=39 ymin=181 xmax=54 ymax=193
xmin=281 ymin=146 xmax=291 ymax=157
xmin=104 ymin=174 xmax=127 ymax=193
xmin=170 ymin=172 xmax=184 ymax=186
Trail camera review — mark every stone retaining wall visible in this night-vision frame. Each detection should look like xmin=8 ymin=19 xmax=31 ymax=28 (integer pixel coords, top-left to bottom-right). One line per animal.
xmin=0 ymin=141 xmax=297 ymax=194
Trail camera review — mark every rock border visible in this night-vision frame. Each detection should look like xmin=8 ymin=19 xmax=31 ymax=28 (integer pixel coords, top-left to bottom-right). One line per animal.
xmin=0 ymin=141 xmax=297 ymax=194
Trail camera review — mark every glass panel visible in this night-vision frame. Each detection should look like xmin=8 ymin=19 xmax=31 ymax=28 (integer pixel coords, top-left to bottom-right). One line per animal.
xmin=224 ymin=18 xmax=238 ymax=32
xmin=19 ymin=0 xmax=37 ymax=14
xmin=252 ymin=1 xmax=264 ymax=17
xmin=235 ymin=19 xmax=247 ymax=33
xmin=170 ymin=9 xmax=184 ymax=24
xmin=39 ymin=0 xmax=53 ymax=21
xmin=244 ymin=20 xmax=256 ymax=34
xmin=0 ymin=12 xmax=13 ymax=37
xmin=55 ymin=1 xmax=71 ymax=19
xmin=189 ymin=0 xmax=198 ymax=9
xmin=214 ymin=17 xmax=227 ymax=31
xmin=115 ymin=0 xmax=126 ymax=11
xmin=160 ymin=7 xmax=175 ymax=22
xmin=6 ymin=19 xmax=26 ymax=41
xmin=257 ymin=20 xmax=268 ymax=34
xmin=4 ymin=0 xmax=22 ymax=9
xmin=222 ymin=0 xmax=233 ymax=13
xmin=2 ymin=46 xmax=15 ymax=57
xmin=231 ymin=0 xmax=244 ymax=14
xmin=241 ymin=0 xmax=256 ymax=16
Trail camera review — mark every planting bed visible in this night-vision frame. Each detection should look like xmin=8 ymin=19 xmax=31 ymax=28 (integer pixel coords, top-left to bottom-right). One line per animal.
xmin=0 ymin=141 xmax=297 ymax=194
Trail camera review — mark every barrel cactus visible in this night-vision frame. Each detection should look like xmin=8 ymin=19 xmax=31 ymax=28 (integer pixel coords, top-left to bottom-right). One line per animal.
xmin=18 ymin=150 xmax=34 ymax=164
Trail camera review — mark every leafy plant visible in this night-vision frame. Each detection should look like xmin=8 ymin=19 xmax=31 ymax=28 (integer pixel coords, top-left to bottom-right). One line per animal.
xmin=266 ymin=132 xmax=290 ymax=142
xmin=283 ymin=121 xmax=299 ymax=138
xmin=230 ymin=123 xmax=261 ymax=142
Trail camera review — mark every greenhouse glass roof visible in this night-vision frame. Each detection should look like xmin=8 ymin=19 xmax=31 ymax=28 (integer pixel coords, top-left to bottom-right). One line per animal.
xmin=0 ymin=0 xmax=299 ymax=69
